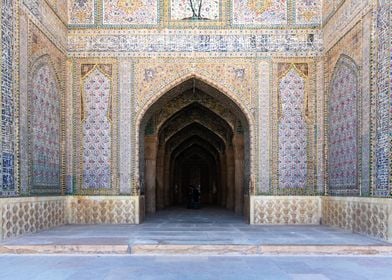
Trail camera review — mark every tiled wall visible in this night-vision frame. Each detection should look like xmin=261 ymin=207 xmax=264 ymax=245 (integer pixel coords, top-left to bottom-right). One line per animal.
xmin=1 ymin=0 xmax=16 ymax=197
xmin=323 ymin=2 xmax=371 ymax=196
xmin=374 ymin=1 xmax=391 ymax=196
xmin=68 ymin=0 xmax=322 ymax=28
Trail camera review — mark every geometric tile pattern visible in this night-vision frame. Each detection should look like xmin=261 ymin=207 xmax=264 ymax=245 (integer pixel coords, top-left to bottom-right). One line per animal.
xmin=375 ymin=2 xmax=391 ymax=197
xmin=1 ymin=0 xmax=15 ymax=196
xmin=0 ymin=197 xmax=65 ymax=240
xmin=18 ymin=12 xmax=30 ymax=196
xmin=359 ymin=12 xmax=372 ymax=197
xmin=67 ymin=196 xmax=136 ymax=224
xmin=103 ymin=0 xmax=158 ymax=25
xmin=278 ymin=68 xmax=307 ymax=189
xmin=82 ymin=67 xmax=112 ymax=189
xmin=252 ymin=196 xmax=321 ymax=225
xmin=328 ymin=56 xmax=359 ymax=196
xmin=322 ymin=197 xmax=392 ymax=242
xmin=31 ymin=64 xmax=61 ymax=190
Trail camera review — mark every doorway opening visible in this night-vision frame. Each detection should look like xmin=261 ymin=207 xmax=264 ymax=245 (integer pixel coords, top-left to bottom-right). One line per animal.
xmin=139 ymin=78 xmax=250 ymax=219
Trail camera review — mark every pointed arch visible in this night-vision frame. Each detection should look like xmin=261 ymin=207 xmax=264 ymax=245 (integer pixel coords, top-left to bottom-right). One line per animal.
xmin=134 ymin=73 xmax=255 ymax=186
xmin=278 ymin=67 xmax=308 ymax=190
xmin=327 ymin=54 xmax=360 ymax=196
xmin=136 ymin=72 xmax=254 ymax=131
xmin=136 ymin=74 xmax=252 ymax=217
xmin=28 ymin=55 xmax=62 ymax=194
xmin=81 ymin=66 xmax=113 ymax=190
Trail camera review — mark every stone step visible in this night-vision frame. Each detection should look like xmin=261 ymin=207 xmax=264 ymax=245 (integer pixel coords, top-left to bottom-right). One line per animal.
xmin=0 ymin=244 xmax=129 ymax=254
xmin=1 ymin=244 xmax=392 ymax=256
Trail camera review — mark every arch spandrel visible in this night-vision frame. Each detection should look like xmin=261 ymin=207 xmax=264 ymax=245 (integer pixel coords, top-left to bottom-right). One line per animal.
xmin=134 ymin=60 xmax=256 ymax=114
xmin=136 ymin=72 xmax=255 ymax=131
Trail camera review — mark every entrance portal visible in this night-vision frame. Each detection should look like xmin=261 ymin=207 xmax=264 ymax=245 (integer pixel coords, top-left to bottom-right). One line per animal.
xmin=139 ymin=78 xmax=250 ymax=217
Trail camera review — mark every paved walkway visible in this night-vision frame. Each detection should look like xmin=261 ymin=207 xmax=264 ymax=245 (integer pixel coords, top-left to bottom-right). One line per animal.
xmin=1 ymin=207 xmax=387 ymax=247
xmin=0 ymin=255 xmax=392 ymax=280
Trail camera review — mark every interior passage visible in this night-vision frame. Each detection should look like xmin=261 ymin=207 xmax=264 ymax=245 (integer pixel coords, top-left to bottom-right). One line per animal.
xmin=140 ymin=79 xmax=250 ymax=216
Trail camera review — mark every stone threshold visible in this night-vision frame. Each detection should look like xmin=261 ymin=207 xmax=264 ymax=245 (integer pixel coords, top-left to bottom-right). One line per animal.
xmin=1 ymin=244 xmax=392 ymax=256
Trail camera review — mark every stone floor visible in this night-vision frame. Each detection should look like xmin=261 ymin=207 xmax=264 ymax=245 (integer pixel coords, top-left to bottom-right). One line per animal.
xmin=1 ymin=207 xmax=388 ymax=247
xmin=1 ymin=255 xmax=392 ymax=280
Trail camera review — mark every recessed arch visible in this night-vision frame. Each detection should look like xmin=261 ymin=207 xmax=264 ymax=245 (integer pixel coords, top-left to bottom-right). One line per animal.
xmin=28 ymin=54 xmax=63 ymax=194
xmin=327 ymin=54 xmax=361 ymax=196
xmin=138 ymin=76 xmax=251 ymax=219
xmin=171 ymin=139 xmax=221 ymax=166
xmin=172 ymin=145 xmax=221 ymax=206
xmin=136 ymin=73 xmax=254 ymax=128
xmin=135 ymin=74 xmax=255 ymax=186
xmin=159 ymin=105 xmax=233 ymax=145
xmin=168 ymin=132 xmax=225 ymax=156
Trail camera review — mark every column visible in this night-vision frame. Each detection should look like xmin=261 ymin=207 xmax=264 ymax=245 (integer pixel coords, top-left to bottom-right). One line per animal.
xmin=233 ymin=134 xmax=244 ymax=215
xmin=144 ymin=135 xmax=158 ymax=214
xmin=226 ymin=145 xmax=234 ymax=210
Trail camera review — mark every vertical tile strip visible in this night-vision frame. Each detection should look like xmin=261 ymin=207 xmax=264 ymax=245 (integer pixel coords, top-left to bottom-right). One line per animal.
xmin=258 ymin=61 xmax=270 ymax=193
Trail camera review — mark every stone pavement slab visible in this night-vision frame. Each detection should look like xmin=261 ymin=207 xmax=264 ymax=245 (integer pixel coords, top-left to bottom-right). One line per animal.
xmin=0 ymin=208 xmax=390 ymax=255
xmin=0 ymin=255 xmax=392 ymax=280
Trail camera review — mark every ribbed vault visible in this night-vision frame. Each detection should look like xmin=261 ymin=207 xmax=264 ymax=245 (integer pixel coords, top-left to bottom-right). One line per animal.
xmin=140 ymin=78 xmax=250 ymax=217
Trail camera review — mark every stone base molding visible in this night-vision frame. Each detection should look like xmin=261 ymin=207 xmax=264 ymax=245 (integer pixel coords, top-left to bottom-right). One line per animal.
xmin=322 ymin=197 xmax=392 ymax=242
xmin=250 ymin=196 xmax=322 ymax=225
xmin=0 ymin=196 xmax=144 ymax=241
xmin=1 ymin=195 xmax=391 ymax=242
xmin=0 ymin=196 xmax=65 ymax=240
xmin=66 ymin=196 xmax=143 ymax=224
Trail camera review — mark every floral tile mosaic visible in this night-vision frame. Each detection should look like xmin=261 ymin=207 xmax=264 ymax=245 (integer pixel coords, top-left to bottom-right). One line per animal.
xmin=328 ymin=56 xmax=359 ymax=196
xmin=103 ymin=0 xmax=159 ymax=25
xmin=68 ymin=0 xmax=95 ymax=25
xmin=231 ymin=0 xmax=287 ymax=26
xmin=170 ymin=0 xmax=220 ymax=21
